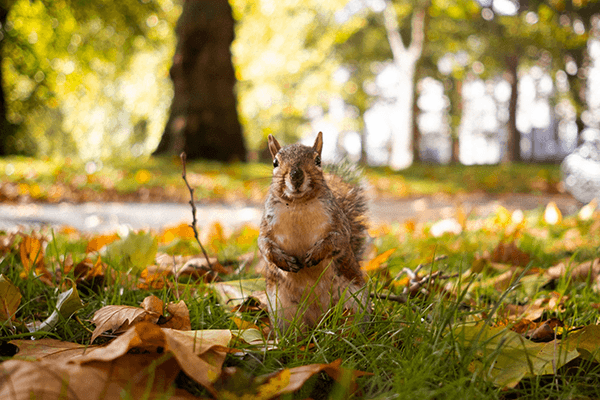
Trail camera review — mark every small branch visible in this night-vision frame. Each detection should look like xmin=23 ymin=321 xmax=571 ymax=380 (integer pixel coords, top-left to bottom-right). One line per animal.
xmin=377 ymin=255 xmax=455 ymax=303
xmin=180 ymin=152 xmax=213 ymax=270
xmin=370 ymin=292 xmax=408 ymax=304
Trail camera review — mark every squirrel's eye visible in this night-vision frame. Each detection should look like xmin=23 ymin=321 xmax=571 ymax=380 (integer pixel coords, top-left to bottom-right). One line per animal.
xmin=273 ymin=158 xmax=279 ymax=168
xmin=315 ymin=155 xmax=321 ymax=167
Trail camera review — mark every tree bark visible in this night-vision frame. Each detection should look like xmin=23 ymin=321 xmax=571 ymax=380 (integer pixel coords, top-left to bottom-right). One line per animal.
xmin=155 ymin=0 xmax=246 ymax=161
xmin=448 ymin=78 xmax=462 ymax=164
xmin=503 ymin=53 xmax=520 ymax=163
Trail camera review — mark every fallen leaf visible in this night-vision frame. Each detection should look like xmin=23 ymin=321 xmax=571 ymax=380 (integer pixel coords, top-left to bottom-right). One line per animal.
xmin=18 ymin=235 xmax=51 ymax=284
xmin=546 ymin=258 xmax=600 ymax=283
xmin=104 ymin=231 xmax=158 ymax=272
xmin=491 ymin=241 xmax=531 ymax=267
xmin=217 ymin=359 xmax=371 ymax=399
xmin=0 ymin=232 xmax=17 ymax=254
xmin=494 ymin=205 xmax=512 ymax=229
xmin=90 ymin=304 xmax=160 ymax=343
xmin=86 ymin=233 xmax=120 ymax=253
xmin=159 ymin=223 xmax=195 ymax=244
xmin=456 ymin=323 xmax=580 ymax=388
xmin=0 ymin=352 xmax=194 ymax=400
xmin=161 ymin=301 xmax=192 ymax=330
xmin=10 ymin=338 xmax=96 ymax=362
xmin=527 ymin=318 xmax=564 ymax=342
xmin=26 ymin=283 xmax=84 ymax=333
xmin=362 ymin=248 xmax=396 ymax=272
xmin=211 ymin=278 xmax=267 ymax=311
xmin=0 ymin=274 xmax=21 ymax=321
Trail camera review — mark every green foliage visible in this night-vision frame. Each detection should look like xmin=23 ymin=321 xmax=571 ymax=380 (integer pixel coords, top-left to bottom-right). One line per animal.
xmin=2 ymin=0 xmax=179 ymax=159
xmin=104 ymin=231 xmax=158 ymax=273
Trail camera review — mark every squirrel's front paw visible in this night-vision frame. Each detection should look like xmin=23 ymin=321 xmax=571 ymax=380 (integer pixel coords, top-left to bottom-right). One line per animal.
xmin=304 ymin=253 xmax=323 ymax=268
xmin=271 ymin=252 xmax=304 ymax=273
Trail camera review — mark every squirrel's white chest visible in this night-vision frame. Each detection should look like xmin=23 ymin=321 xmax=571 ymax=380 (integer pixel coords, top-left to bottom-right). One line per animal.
xmin=270 ymin=199 xmax=329 ymax=256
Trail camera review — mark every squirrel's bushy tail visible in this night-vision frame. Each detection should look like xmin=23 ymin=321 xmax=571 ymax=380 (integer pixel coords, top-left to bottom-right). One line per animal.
xmin=325 ymin=162 xmax=368 ymax=260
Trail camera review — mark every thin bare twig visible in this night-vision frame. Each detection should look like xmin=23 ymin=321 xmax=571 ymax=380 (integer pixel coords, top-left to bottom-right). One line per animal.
xmin=376 ymin=254 xmax=456 ymax=303
xmin=180 ymin=152 xmax=213 ymax=270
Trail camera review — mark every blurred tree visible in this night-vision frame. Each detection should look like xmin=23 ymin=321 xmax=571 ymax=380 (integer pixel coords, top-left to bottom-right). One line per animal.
xmin=0 ymin=0 xmax=173 ymax=158
xmin=155 ymin=0 xmax=246 ymax=162
xmin=231 ymin=0 xmax=364 ymax=159
xmin=0 ymin=4 xmax=14 ymax=155
xmin=381 ymin=0 xmax=428 ymax=169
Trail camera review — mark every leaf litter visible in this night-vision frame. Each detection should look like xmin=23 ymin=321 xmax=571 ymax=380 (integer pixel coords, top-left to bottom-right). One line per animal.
xmin=0 ymin=198 xmax=599 ymax=397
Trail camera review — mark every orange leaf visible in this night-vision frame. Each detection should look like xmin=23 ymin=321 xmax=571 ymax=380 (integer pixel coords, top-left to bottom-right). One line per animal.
xmin=159 ymin=223 xmax=195 ymax=244
xmin=86 ymin=233 xmax=119 ymax=253
xmin=362 ymin=248 xmax=396 ymax=272
xmin=19 ymin=235 xmax=43 ymax=273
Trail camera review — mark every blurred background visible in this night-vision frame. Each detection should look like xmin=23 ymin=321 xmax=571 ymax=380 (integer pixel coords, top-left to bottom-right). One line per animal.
xmin=0 ymin=0 xmax=599 ymax=169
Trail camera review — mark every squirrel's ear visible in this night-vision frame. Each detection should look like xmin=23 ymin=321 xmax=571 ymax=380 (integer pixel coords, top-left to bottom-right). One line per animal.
xmin=313 ymin=131 xmax=323 ymax=156
xmin=267 ymin=134 xmax=281 ymax=160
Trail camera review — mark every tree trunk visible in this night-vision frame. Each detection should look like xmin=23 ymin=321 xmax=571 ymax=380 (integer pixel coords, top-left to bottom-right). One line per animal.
xmin=448 ymin=78 xmax=462 ymax=164
xmin=382 ymin=0 xmax=428 ymax=170
xmin=411 ymin=71 xmax=421 ymax=164
xmin=503 ymin=53 xmax=520 ymax=163
xmin=155 ymin=0 xmax=246 ymax=161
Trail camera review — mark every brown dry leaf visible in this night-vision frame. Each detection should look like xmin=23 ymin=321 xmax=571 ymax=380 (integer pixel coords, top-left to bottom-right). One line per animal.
xmin=161 ymin=301 xmax=192 ymax=330
xmin=546 ymin=258 xmax=600 ymax=283
xmin=141 ymin=294 xmax=164 ymax=314
xmin=0 ymin=232 xmax=17 ymax=255
xmin=491 ymin=241 xmax=531 ymax=267
xmin=0 ymin=352 xmax=196 ymax=400
xmin=497 ymin=303 xmax=546 ymax=322
xmin=69 ymin=255 xmax=105 ymax=290
xmin=527 ymin=318 xmax=564 ymax=342
xmin=77 ymin=323 xmax=231 ymax=395
xmin=10 ymin=338 xmax=97 ymax=362
xmin=90 ymin=303 xmax=160 ymax=343
xmin=362 ymin=248 xmax=396 ymax=272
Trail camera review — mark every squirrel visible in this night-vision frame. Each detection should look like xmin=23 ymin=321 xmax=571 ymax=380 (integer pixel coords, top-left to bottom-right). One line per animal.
xmin=258 ymin=131 xmax=369 ymax=334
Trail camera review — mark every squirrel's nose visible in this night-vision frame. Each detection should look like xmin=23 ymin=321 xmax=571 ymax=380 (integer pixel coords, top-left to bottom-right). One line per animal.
xmin=290 ymin=168 xmax=304 ymax=188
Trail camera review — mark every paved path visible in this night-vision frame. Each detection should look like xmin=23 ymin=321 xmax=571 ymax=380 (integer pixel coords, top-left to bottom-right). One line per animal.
xmin=0 ymin=193 xmax=581 ymax=234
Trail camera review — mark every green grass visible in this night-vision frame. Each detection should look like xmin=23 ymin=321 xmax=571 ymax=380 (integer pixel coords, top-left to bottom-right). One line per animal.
xmin=0 ymin=156 xmax=563 ymax=204
xmin=1 ymin=203 xmax=599 ymax=398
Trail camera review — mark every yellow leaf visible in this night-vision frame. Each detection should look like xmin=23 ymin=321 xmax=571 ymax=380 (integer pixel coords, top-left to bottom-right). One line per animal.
xmin=134 ymin=169 xmax=152 ymax=184
xmin=0 ymin=274 xmax=21 ymax=321
xmin=494 ymin=206 xmax=512 ymax=228
xmin=362 ymin=248 xmax=396 ymax=271
xmin=231 ymin=317 xmax=259 ymax=331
